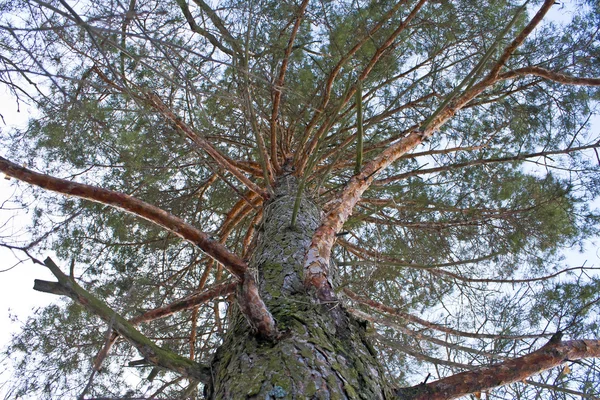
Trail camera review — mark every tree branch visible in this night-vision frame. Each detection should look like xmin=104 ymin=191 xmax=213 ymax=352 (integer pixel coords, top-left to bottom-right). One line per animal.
xmin=296 ymin=0 xmax=427 ymax=174
xmin=303 ymin=1 xmax=587 ymax=298
xmin=295 ymin=0 xmax=412 ymax=157
xmin=175 ymin=0 xmax=235 ymax=55
xmin=374 ymin=141 xmax=600 ymax=185
xmin=343 ymin=288 xmax=545 ymax=340
xmin=34 ymin=257 xmax=211 ymax=383
xmin=499 ymin=66 xmax=600 ymax=86
xmin=144 ymin=92 xmax=269 ymax=199
xmin=0 ymin=156 xmax=278 ymax=339
xmin=488 ymin=0 xmax=556 ymax=79
xmin=270 ymin=0 xmax=310 ymax=172
xmin=395 ymin=337 xmax=600 ymax=400
xmin=192 ymin=0 xmax=243 ymax=55
xmin=131 ymin=280 xmax=237 ymax=324
xmin=0 ymin=155 xmax=248 ymax=279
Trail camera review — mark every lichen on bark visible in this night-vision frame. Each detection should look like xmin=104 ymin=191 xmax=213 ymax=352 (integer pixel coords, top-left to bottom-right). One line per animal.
xmin=206 ymin=174 xmax=391 ymax=399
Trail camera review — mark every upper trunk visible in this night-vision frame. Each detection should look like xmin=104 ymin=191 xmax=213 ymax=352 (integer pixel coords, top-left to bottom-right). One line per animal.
xmin=206 ymin=173 xmax=391 ymax=399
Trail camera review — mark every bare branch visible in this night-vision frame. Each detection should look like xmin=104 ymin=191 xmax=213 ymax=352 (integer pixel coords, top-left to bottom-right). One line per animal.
xmin=175 ymin=0 xmax=235 ymax=55
xmin=374 ymin=142 xmax=600 ymax=185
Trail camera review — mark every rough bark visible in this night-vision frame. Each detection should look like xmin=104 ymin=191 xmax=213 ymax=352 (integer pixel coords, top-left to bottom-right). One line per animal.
xmin=206 ymin=174 xmax=391 ymax=399
xmin=0 ymin=155 xmax=277 ymax=339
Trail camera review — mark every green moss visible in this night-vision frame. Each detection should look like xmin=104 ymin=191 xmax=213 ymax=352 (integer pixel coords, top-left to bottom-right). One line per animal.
xmin=305 ymin=379 xmax=318 ymax=397
xmin=344 ymin=383 xmax=358 ymax=399
xmin=246 ymin=377 xmax=263 ymax=396
xmin=326 ymin=373 xmax=343 ymax=400
xmin=299 ymin=344 xmax=313 ymax=360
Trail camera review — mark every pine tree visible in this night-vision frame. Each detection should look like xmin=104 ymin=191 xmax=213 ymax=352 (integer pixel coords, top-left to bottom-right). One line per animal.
xmin=1 ymin=0 xmax=600 ymax=398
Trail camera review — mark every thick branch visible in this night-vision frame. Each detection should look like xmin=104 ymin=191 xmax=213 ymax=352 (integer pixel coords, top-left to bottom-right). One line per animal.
xmin=0 ymin=156 xmax=278 ymax=339
xmin=488 ymin=0 xmax=556 ymax=79
xmin=90 ymin=279 xmax=237 ymax=372
xmin=303 ymin=1 xmax=570 ymax=297
xmin=0 ymin=155 xmax=247 ymax=278
xmin=34 ymin=257 xmax=211 ymax=383
xmin=395 ymin=337 xmax=600 ymax=400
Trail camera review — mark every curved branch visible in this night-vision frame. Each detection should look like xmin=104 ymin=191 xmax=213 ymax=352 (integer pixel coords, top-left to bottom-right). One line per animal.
xmin=34 ymin=257 xmax=211 ymax=383
xmin=0 ymin=155 xmax=248 ymax=278
xmin=0 ymin=156 xmax=279 ymax=339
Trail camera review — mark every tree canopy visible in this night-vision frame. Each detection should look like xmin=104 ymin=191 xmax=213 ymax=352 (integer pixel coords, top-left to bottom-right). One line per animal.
xmin=1 ymin=0 xmax=600 ymax=398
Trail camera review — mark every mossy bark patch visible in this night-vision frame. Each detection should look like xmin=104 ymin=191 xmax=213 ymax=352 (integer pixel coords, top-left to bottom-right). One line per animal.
xmin=206 ymin=176 xmax=391 ymax=399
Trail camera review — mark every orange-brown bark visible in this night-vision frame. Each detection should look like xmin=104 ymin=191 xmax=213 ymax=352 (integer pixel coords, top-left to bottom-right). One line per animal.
xmin=499 ymin=66 xmax=600 ymax=86
xmin=397 ymin=337 xmax=600 ymax=400
xmin=303 ymin=0 xmax=565 ymax=299
xmin=0 ymin=156 xmax=278 ymax=339
xmin=130 ymin=280 xmax=237 ymax=324
xmin=0 ymin=156 xmax=248 ymax=278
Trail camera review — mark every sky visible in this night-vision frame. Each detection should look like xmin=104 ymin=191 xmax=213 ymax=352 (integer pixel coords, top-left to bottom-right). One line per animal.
xmin=0 ymin=92 xmax=57 ymax=398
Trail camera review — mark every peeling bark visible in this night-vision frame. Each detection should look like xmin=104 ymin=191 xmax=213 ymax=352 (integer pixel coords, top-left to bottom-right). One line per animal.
xmin=302 ymin=0 xmax=563 ymax=299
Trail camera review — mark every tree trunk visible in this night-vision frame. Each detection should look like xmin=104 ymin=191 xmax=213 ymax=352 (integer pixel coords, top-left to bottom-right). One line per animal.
xmin=206 ymin=174 xmax=391 ymax=399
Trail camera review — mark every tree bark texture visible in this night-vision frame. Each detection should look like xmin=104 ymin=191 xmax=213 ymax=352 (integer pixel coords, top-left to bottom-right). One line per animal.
xmin=206 ymin=174 xmax=391 ymax=399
